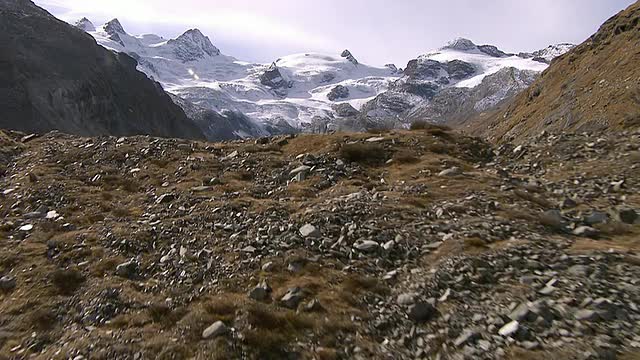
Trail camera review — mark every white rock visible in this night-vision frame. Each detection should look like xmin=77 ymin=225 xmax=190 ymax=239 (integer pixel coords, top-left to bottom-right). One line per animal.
xmin=289 ymin=165 xmax=311 ymax=175
xmin=438 ymin=167 xmax=462 ymax=177
xmin=499 ymin=320 xmax=519 ymax=337
xmin=45 ymin=211 xmax=59 ymax=219
xmin=299 ymin=224 xmax=320 ymax=238
xmin=19 ymin=224 xmax=33 ymax=231
xmin=354 ymin=240 xmax=379 ymax=252
xmin=202 ymin=321 xmax=228 ymax=339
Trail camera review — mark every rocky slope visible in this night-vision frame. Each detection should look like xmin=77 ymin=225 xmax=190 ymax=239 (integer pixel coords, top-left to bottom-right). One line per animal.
xmin=463 ymin=1 xmax=640 ymax=143
xmin=0 ymin=0 xmax=204 ymax=140
xmin=0 ymin=125 xmax=639 ymax=359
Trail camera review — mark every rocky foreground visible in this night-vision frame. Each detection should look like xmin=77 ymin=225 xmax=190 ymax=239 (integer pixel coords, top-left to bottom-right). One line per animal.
xmin=0 ymin=127 xmax=639 ymax=359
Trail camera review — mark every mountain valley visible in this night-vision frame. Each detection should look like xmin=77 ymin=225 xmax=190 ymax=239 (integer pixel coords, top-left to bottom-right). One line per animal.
xmin=0 ymin=1 xmax=640 ymax=359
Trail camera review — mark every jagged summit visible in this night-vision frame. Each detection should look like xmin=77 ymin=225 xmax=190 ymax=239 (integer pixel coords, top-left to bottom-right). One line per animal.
xmin=167 ymin=28 xmax=220 ymax=62
xmin=341 ymin=49 xmax=359 ymax=66
xmin=441 ymin=37 xmax=477 ymax=51
xmin=74 ymin=17 xmax=95 ymax=32
xmin=103 ymin=18 xmax=125 ymax=34
xmin=440 ymin=38 xmax=511 ymax=58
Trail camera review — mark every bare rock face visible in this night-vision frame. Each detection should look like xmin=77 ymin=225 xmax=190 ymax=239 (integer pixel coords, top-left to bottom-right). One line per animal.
xmin=260 ymin=63 xmax=290 ymax=90
xmin=327 ymin=85 xmax=350 ymax=101
xmin=167 ymin=29 xmax=221 ymax=62
xmin=0 ymin=0 xmax=204 ymax=140
xmin=74 ymin=17 xmax=95 ymax=32
xmin=341 ymin=49 xmax=359 ymax=66
xmin=103 ymin=18 xmax=126 ymax=46
xmin=332 ymin=103 xmax=360 ymax=117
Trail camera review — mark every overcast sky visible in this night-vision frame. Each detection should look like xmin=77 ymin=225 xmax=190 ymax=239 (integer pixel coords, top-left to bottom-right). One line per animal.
xmin=35 ymin=0 xmax=635 ymax=66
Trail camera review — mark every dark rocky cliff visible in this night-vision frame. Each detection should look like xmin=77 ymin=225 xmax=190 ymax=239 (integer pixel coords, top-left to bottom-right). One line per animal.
xmin=0 ymin=0 xmax=204 ymax=139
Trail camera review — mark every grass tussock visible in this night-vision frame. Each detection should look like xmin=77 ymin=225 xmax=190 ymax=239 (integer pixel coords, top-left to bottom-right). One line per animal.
xmin=228 ymin=170 xmax=254 ymax=182
xmin=339 ymin=143 xmax=387 ymax=165
xmin=464 ymin=237 xmax=489 ymax=249
xmin=595 ymin=221 xmax=634 ymax=237
xmin=514 ymin=190 xmax=555 ymax=209
xmin=392 ymin=150 xmax=420 ymax=164
xmin=244 ymin=144 xmax=282 ymax=154
xmin=243 ymin=303 xmax=315 ymax=358
xmin=51 ymin=269 xmax=85 ymax=295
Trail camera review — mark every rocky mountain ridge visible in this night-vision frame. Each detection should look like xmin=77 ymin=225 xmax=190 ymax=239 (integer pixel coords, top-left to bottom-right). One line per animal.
xmin=0 ymin=0 xmax=204 ymax=140
xmin=76 ymin=19 xmax=573 ymax=137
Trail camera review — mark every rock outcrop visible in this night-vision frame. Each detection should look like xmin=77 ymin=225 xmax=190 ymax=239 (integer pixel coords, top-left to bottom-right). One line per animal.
xmin=327 ymin=85 xmax=350 ymax=101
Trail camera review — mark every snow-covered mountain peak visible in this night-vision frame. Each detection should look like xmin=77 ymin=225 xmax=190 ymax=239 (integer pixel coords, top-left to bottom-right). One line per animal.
xmin=441 ymin=38 xmax=478 ymax=51
xmin=74 ymin=17 xmax=95 ymax=32
xmin=167 ymin=28 xmax=221 ymax=62
xmin=103 ymin=18 xmax=126 ymax=35
xmin=518 ymin=43 xmax=576 ymax=64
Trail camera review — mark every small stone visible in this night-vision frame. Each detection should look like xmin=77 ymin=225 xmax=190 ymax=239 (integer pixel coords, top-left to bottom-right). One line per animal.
xmin=280 ymin=287 xmax=304 ymax=309
xmin=575 ymin=309 xmax=599 ymax=322
xmin=191 ymin=186 xmax=211 ymax=192
xmin=223 ymin=151 xmax=239 ymax=160
xmin=202 ymin=321 xmax=228 ymax=339
xmin=366 ymin=137 xmax=385 ymax=143
xmin=397 ymin=293 xmax=416 ymax=306
xmin=584 ymin=211 xmax=608 ymax=225
xmin=567 ymin=265 xmax=590 ymax=277
xmin=539 ymin=210 xmax=568 ymax=230
xmin=538 ymin=285 xmax=556 ymax=296
xmin=45 ymin=210 xmax=60 ymax=219
xmin=439 ymin=288 xmax=451 ymax=302
xmin=155 ymin=193 xmax=175 ymax=204
xmin=438 ymin=167 xmax=462 ymax=177
xmin=353 ymin=240 xmax=379 ymax=252
xmin=115 ymin=261 xmax=138 ymax=279
xmin=242 ymin=246 xmax=257 ymax=253
xmin=261 ymin=262 xmax=275 ymax=272
xmin=382 ymin=240 xmax=395 ymax=251
xmin=0 ymin=275 xmax=16 ymax=291
xmin=249 ymin=280 xmax=272 ymax=301
xmin=454 ymin=329 xmax=481 ymax=347
xmin=573 ymin=226 xmax=599 ymax=238
xmin=510 ymin=303 xmax=535 ymax=322
xmin=561 ymin=198 xmax=577 ymax=209
xmin=407 ymin=302 xmax=437 ymax=323
xmin=499 ymin=321 xmax=519 ymax=337
xmin=19 ymin=224 xmax=33 ymax=231
xmin=521 ymin=341 xmax=541 ymax=350
xmin=299 ymin=224 xmax=320 ymax=238
xmin=303 ymin=298 xmax=323 ymax=312
xmin=290 ymin=165 xmax=311 ymax=176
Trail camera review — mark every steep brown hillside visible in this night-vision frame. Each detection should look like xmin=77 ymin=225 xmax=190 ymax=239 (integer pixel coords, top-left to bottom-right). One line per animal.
xmin=463 ymin=1 xmax=640 ymax=143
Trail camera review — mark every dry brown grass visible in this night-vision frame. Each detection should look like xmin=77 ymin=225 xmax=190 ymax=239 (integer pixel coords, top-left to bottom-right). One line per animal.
xmin=339 ymin=143 xmax=387 ymax=164
xmin=392 ymin=150 xmax=420 ymax=164
xmin=51 ymin=269 xmax=85 ymax=295
xmin=243 ymin=302 xmax=315 ymax=358
xmin=514 ymin=190 xmax=555 ymax=209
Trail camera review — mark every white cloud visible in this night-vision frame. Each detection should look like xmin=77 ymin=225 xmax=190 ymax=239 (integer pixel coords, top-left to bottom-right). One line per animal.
xmin=33 ymin=0 xmax=636 ymax=66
